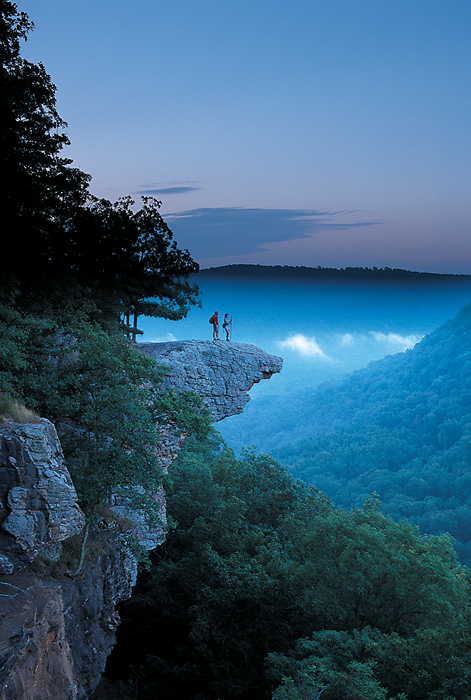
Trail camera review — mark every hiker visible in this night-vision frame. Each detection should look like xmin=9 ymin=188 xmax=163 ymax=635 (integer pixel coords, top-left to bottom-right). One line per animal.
xmin=222 ymin=313 xmax=232 ymax=341
xmin=209 ymin=311 xmax=219 ymax=339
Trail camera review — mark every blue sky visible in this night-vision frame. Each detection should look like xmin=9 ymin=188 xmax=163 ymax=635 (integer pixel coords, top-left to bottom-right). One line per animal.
xmin=20 ymin=0 xmax=471 ymax=272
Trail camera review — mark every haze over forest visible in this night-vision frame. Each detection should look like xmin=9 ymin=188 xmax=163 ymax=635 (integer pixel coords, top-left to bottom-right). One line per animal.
xmin=141 ymin=264 xmax=471 ymax=397
xmin=141 ymin=264 xmax=471 ymax=564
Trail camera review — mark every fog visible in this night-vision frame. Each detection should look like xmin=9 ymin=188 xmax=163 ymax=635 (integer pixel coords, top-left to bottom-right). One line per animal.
xmin=140 ymin=269 xmax=471 ymax=393
xmin=138 ymin=267 xmax=471 ymax=451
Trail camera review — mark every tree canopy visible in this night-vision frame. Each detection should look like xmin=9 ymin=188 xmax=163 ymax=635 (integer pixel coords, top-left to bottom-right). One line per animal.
xmin=67 ymin=195 xmax=200 ymax=337
xmin=0 ymin=0 xmax=206 ymax=521
xmin=102 ymin=434 xmax=471 ymax=700
xmin=0 ymin=0 xmax=90 ymax=284
xmin=0 ymin=0 xmax=200 ymax=331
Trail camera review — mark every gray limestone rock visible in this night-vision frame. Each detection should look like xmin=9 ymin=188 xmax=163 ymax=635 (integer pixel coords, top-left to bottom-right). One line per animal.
xmin=137 ymin=340 xmax=283 ymax=422
xmin=0 ymin=420 xmax=85 ymax=569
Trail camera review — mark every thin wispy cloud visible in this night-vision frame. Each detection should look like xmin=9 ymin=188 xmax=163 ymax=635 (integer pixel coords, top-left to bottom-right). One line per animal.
xmin=164 ymin=207 xmax=381 ymax=258
xmin=278 ymin=334 xmax=330 ymax=359
xmin=137 ymin=187 xmax=201 ymax=195
xmin=335 ymin=331 xmax=420 ymax=350
xmin=340 ymin=333 xmax=354 ymax=346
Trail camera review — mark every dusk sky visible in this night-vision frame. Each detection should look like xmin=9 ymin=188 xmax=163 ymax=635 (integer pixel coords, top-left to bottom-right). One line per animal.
xmin=20 ymin=0 xmax=471 ymax=272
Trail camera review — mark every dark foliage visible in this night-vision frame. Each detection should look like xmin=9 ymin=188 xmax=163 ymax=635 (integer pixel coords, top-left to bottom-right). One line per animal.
xmin=0 ymin=0 xmax=90 ymax=288
xmin=67 ymin=195 xmax=200 ymax=336
xmin=196 ymin=264 xmax=471 ymax=285
xmin=0 ymin=1 xmax=199 ymax=331
xmin=0 ymin=304 xmax=211 ymax=515
xmin=101 ymin=434 xmax=471 ymax=700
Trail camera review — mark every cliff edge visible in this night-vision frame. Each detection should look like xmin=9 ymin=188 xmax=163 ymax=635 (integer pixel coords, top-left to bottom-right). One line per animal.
xmin=0 ymin=340 xmax=282 ymax=699
xmin=138 ymin=340 xmax=283 ymax=422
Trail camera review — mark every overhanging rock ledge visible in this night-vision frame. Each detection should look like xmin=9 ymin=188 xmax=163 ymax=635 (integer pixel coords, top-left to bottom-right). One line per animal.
xmin=138 ymin=340 xmax=283 ymax=422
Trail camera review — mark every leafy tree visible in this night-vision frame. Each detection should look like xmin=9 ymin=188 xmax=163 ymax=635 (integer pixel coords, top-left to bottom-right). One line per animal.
xmin=67 ymin=195 xmax=200 ymax=336
xmin=0 ymin=0 xmax=90 ymax=291
xmin=0 ymin=307 xmax=211 ymax=519
xmin=267 ymin=629 xmax=392 ymax=700
xmin=104 ymin=438 xmax=330 ymax=699
xmin=267 ymin=622 xmax=471 ymax=700
xmin=0 ymin=2 xmax=200 ymax=332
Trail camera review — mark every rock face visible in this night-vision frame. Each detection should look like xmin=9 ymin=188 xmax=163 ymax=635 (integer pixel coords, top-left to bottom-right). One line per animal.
xmin=0 ymin=340 xmax=282 ymax=699
xmin=139 ymin=341 xmax=283 ymax=474
xmin=138 ymin=340 xmax=283 ymax=422
xmin=0 ymin=420 xmax=85 ymax=574
xmin=0 ymin=420 xmax=163 ymax=700
xmin=0 ymin=543 xmax=133 ymax=700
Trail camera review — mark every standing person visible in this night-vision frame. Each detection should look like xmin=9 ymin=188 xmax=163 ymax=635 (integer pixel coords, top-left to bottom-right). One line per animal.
xmin=209 ymin=311 xmax=219 ymax=339
xmin=222 ymin=313 xmax=232 ymax=341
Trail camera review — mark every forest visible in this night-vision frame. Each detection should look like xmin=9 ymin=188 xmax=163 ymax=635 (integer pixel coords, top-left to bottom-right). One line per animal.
xmin=96 ymin=300 xmax=471 ymax=698
xmin=3 ymin=2 xmax=471 ymax=698
xmin=101 ymin=433 xmax=471 ymax=700
xmin=195 ymin=263 xmax=471 ymax=285
xmin=266 ymin=301 xmax=471 ymax=567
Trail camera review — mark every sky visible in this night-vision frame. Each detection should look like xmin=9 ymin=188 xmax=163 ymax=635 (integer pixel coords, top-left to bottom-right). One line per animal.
xmin=19 ymin=0 xmax=471 ymax=272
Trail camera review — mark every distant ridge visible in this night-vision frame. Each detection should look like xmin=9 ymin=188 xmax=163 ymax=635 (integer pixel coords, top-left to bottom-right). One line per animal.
xmin=196 ymin=264 xmax=471 ymax=284
xmin=275 ymin=300 xmax=471 ymax=436
xmin=273 ymin=300 xmax=471 ymax=564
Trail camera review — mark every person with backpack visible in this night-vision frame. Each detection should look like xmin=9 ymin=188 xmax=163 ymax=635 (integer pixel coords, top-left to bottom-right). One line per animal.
xmin=222 ymin=313 xmax=232 ymax=341
xmin=209 ymin=311 xmax=219 ymax=339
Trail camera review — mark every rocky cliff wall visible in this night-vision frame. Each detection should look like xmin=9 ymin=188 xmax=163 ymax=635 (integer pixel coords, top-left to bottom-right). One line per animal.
xmin=0 ymin=341 xmax=282 ymax=699
xmin=0 ymin=420 xmax=85 ymax=575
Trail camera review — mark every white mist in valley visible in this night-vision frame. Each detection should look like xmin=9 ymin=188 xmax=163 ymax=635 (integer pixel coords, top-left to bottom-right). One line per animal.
xmin=139 ymin=267 xmax=471 ymax=452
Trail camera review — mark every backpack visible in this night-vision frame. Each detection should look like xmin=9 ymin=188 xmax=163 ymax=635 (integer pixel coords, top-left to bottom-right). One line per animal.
xmin=209 ymin=315 xmax=215 ymax=324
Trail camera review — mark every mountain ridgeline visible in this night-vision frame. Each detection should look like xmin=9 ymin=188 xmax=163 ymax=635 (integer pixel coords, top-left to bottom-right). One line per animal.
xmin=269 ymin=301 xmax=471 ymax=564
xmin=195 ymin=264 xmax=471 ymax=285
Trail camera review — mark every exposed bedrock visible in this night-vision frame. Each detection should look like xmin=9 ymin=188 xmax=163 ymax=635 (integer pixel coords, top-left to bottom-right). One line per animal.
xmin=0 ymin=420 xmax=85 ymax=575
xmin=138 ymin=339 xmax=283 ymax=422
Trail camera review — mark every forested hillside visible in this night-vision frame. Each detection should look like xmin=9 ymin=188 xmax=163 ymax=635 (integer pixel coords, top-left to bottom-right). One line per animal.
xmin=196 ymin=264 xmax=471 ymax=284
xmin=271 ymin=302 xmax=471 ymax=564
xmin=101 ymin=433 xmax=471 ymax=700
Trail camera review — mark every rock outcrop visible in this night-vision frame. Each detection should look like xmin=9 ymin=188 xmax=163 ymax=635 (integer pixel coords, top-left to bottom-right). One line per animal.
xmin=0 ymin=542 xmax=134 ymax=700
xmin=138 ymin=340 xmax=283 ymax=422
xmin=139 ymin=340 xmax=283 ymax=472
xmin=0 ymin=340 xmax=282 ymax=699
xmin=0 ymin=420 xmax=85 ymax=574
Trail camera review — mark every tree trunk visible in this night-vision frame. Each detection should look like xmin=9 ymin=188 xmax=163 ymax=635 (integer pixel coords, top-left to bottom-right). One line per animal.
xmin=126 ymin=310 xmax=130 ymax=339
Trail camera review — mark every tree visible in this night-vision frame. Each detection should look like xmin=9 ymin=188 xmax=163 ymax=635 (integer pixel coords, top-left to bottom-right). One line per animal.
xmin=0 ymin=0 xmax=90 ymax=290
xmin=103 ymin=437 xmax=471 ymax=700
xmin=1 ymin=313 xmax=211 ymax=515
xmin=0 ymin=2 xmax=200 ymax=331
xmin=68 ymin=195 xmax=200 ymax=337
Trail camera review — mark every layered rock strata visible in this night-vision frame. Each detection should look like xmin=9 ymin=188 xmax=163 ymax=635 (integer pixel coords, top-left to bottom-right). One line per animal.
xmin=139 ymin=340 xmax=283 ymax=475
xmin=138 ymin=340 xmax=283 ymax=422
xmin=0 ymin=420 xmax=85 ymax=574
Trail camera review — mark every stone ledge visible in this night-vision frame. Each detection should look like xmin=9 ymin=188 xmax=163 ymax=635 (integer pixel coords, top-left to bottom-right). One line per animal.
xmin=138 ymin=340 xmax=283 ymax=422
